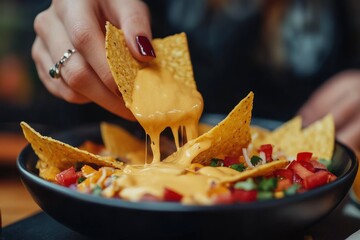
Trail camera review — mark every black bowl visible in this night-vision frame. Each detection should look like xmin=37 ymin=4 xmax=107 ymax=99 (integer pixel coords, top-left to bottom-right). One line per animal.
xmin=17 ymin=119 xmax=358 ymax=240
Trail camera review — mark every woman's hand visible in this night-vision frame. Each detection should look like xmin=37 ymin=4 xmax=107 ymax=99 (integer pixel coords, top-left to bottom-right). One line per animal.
xmin=298 ymin=70 xmax=360 ymax=152
xmin=32 ymin=0 xmax=155 ymax=120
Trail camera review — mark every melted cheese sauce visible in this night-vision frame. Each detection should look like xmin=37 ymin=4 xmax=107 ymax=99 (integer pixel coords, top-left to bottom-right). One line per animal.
xmin=129 ymin=66 xmax=203 ymax=163
xmin=91 ymin=64 xmax=262 ymax=204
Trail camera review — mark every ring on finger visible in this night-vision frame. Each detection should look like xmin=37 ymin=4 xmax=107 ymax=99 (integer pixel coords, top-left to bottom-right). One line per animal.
xmin=49 ymin=49 xmax=76 ymax=79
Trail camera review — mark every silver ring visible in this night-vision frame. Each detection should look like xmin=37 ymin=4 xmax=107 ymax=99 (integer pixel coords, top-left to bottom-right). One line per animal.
xmin=49 ymin=49 xmax=76 ymax=79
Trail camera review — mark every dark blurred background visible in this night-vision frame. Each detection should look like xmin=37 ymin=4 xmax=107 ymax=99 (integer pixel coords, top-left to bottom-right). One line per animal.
xmin=1 ymin=0 xmax=360 ymax=145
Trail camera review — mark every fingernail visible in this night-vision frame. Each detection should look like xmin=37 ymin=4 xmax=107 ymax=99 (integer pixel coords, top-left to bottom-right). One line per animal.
xmin=136 ymin=36 xmax=156 ymax=57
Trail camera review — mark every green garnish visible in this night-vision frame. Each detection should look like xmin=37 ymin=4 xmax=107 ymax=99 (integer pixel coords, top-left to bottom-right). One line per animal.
xmin=284 ymin=184 xmax=301 ymax=195
xmin=234 ymin=178 xmax=257 ymax=191
xmin=92 ymin=185 xmax=102 ymax=196
xmin=257 ymin=191 xmax=274 ymax=200
xmin=258 ymin=177 xmax=277 ymax=191
xmin=251 ymin=155 xmax=263 ymax=166
xmin=210 ymin=158 xmax=224 ymax=167
xmin=230 ymin=163 xmax=246 ymax=172
xmin=77 ymin=176 xmax=86 ymax=184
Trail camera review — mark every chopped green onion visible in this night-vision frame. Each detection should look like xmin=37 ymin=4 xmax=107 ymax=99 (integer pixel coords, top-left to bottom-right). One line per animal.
xmin=251 ymin=155 xmax=263 ymax=166
xmin=234 ymin=178 xmax=257 ymax=191
xmin=229 ymin=163 xmax=246 ymax=172
xmin=92 ymin=185 xmax=102 ymax=196
xmin=210 ymin=158 xmax=224 ymax=167
xmin=77 ymin=176 xmax=86 ymax=184
xmin=257 ymin=191 xmax=273 ymax=200
xmin=258 ymin=177 xmax=277 ymax=191
xmin=284 ymin=184 xmax=301 ymax=196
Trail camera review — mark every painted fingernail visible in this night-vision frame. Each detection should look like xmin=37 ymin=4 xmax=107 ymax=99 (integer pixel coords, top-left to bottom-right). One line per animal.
xmin=136 ymin=36 xmax=156 ymax=57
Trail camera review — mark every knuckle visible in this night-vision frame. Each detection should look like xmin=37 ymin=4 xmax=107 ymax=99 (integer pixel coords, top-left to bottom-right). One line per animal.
xmin=69 ymin=23 xmax=92 ymax=51
xmin=33 ymin=11 xmax=48 ymax=35
xmin=31 ymin=43 xmax=39 ymax=62
xmin=63 ymin=65 xmax=89 ymax=90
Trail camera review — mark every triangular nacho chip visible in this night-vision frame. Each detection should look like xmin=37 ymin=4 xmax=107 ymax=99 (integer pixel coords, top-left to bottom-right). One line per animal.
xmin=20 ymin=122 xmax=123 ymax=181
xmin=300 ymin=114 xmax=335 ymax=160
xmin=251 ymin=114 xmax=335 ymax=160
xmin=105 ymin=21 xmax=195 ymax=107
xmin=105 ymin=22 xmax=142 ymax=105
xmin=165 ymin=92 xmax=253 ymax=165
xmin=100 ymin=122 xmax=149 ymax=164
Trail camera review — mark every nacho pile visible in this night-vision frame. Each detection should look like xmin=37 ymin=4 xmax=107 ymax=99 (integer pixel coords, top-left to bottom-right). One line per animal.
xmin=20 ymin=22 xmax=337 ymax=205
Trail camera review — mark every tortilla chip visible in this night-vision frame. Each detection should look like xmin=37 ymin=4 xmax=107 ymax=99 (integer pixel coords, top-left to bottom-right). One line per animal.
xmin=251 ymin=114 xmax=335 ymax=160
xmin=105 ymin=21 xmax=195 ymax=107
xmin=198 ymin=122 xmax=213 ymax=135
xmin=250 ymin=125 xmax=271 ymax=150
xmin=105 ymin=22 xmax=142 ymax=106
xmin=20 ymin=122 xmax=123 ymax=181
xmin=299 ymin=114 xmax=335 ymax=160
xmin=198 ymin=159 xmax=290 ymax=183
xmin=235 ymin=159 xmax=290 ymax=181
xmin=151 ymin=33 xmax=196 ymax=89
xmin=100 ymin=122 xmax=149 ymax=164
xmin=165 ymin=92 xmax=253 ymax=165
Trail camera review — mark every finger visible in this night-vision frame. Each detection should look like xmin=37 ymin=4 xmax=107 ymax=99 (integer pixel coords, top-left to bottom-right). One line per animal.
xmin=329 ymin=89 xmax=360 ymax=130
xmin=297 ymin=80 xmax=344 ymax=127
xmin=52 ymin=0 xmax=123 ymax=97
xmin=102 ymin=0 xmax=155 ymax=62
xmin=32 ymin=37 xmax=89 ymax=103
xmin=34 ymin=7 xmax=135 ymax=120
xmin=337 ymin=112 xmax=360 ymax=151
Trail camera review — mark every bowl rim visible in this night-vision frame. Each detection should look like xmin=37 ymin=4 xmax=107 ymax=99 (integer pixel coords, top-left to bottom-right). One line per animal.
xmin=17 ymin=134 xmax=358 ymax=213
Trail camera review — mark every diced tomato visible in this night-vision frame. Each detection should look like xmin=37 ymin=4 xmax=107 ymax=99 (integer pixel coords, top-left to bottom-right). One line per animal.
xmin=276 ymin=179 xmax=293 ymax=191
xmin=299 ymin=160 xmax=316 ymax=173
xmin=214 ymin=193 xmax=234 ymax=204
xmin=232 ymin=189 xmax=257 ymax=202
xmin=328 ymin=172 xmax=337 ymax=182
xmin=303 ymin=170 xmax=329 ymax=190
xmin=55 ymin=166 xmax=80 ymax=187
xmin=140 ymin=193 xmax=161 ymax=202
xmin=274 ymin=169 xmax=294 ymax=182
xmin=223 ymin=156 xmax=239 ymax=167
xmin=296 ymin=152 xmax=313 ymax=162
xmin=258 ymin=144 xmax=273 ymax=162
xmin=309 ymin=159 xmax=328 ymax=171
xmin=163 ymin=188 xmax=183 ymax=202
xmin=293 ymin=173 xmax=303 ymax=185
xmin=288 ymin=161 xmax=314 ymax=179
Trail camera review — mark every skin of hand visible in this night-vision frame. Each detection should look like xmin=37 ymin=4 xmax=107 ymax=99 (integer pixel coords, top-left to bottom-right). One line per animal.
xmin=32 ymin=0 xmax=155 ymax=121
xmin=298 ymin=70 xmax=360 ymax=152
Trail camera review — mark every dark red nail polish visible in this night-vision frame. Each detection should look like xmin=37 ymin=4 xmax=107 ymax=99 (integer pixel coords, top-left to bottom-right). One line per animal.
xmin=136 ymin=36 xmax=156 ymax=57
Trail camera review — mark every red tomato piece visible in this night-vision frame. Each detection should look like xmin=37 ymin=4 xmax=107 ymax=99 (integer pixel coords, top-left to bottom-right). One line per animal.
xmin=232 ymin=189 xmax=257 ymax=202
xmin=288 ymin=161 xmax=314 ymax=179
xmin=309 ymin=159 xmax=328 ymax=170
xmin=163 ymin=188 xmax=183 ymax=202
xmin=214 ymin=193 xmax=234 ymax=205
xmin=328 ymin=172 xmax=337 ymax=182
xmin=293 ymin=173 xmax=303 ymax=185
xmin=276 ymin=179 xmax=293 ymax=191
xmin=258 ymin=144 xmax=273 ymax=162
xmin=140 ymin=193 xmax=161 ymax=202
xmin=55 ymin=166 xmax=79 ymax=187
xmin=274 ymin=169 xmax=294 ymax=182
xmin=296 ymin=152 xmax=313 ymax=162
xmin=223 ymin=156 xmax=239 ymax=167
xmin=303 ymin=170 xmax=329 ymax=190
xmin=299 ymin=160 xmax=316 ymax=173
